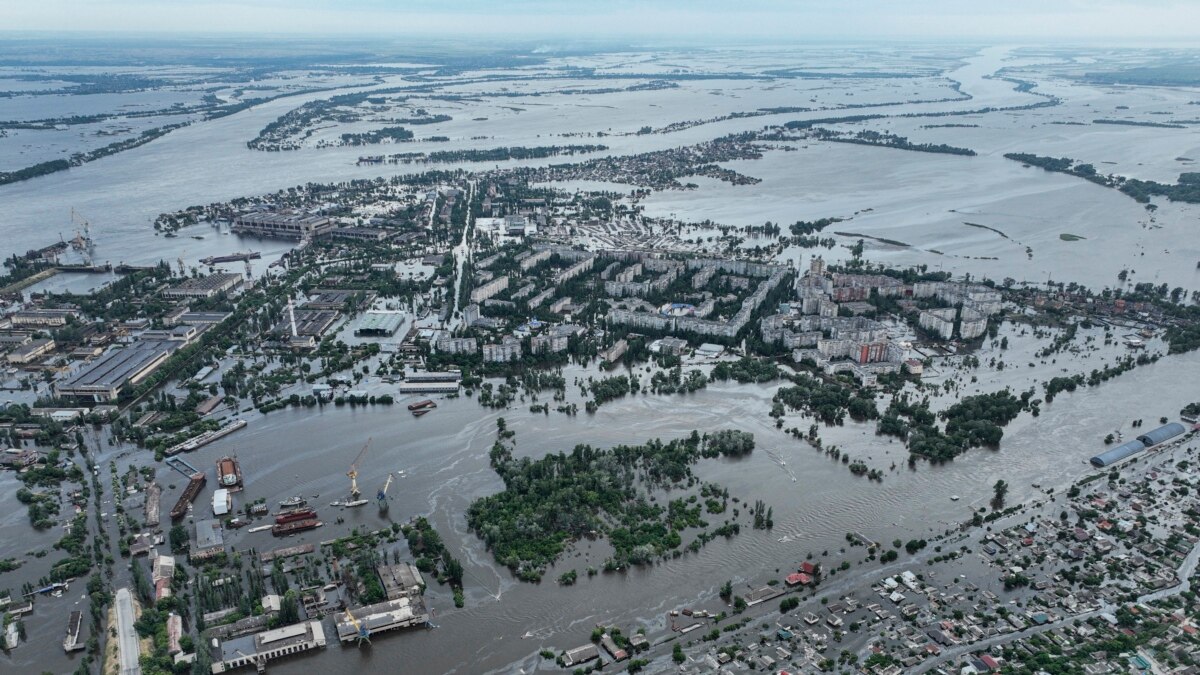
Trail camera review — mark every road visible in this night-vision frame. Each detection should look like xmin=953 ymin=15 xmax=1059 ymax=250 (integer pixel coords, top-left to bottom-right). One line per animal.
xmin=115 ymin=587 xmax=142 ymax=675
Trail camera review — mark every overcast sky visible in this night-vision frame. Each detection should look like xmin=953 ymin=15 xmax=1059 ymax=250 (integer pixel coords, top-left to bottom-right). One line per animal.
xmin=4 ymin=0 xmax=1200 ymax=41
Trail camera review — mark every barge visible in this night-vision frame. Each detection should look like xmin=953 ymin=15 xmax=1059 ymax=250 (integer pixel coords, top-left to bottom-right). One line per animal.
xmin=272 ymin=518 xmax=321 ymax=536
xmin=216 ymin=456 xmax=243 ymax=492
xmin=169 ymin=473 xmax=207 ymax=520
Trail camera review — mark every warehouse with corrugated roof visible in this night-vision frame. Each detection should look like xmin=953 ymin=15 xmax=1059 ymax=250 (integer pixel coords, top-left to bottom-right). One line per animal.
xmin=1090 ymin=422 xmax=1189 ymax=467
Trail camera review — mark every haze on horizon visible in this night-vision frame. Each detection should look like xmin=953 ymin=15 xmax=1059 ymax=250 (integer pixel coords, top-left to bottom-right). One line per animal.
xmin=3 ymin=0 xmax=1200 ymax=42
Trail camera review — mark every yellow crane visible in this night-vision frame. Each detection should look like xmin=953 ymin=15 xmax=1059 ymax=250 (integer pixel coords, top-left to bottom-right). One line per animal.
xmin=343 ymin=608 xmax=370 ymax=645
xmin=347 ymin=437 xmax=372 ymax=499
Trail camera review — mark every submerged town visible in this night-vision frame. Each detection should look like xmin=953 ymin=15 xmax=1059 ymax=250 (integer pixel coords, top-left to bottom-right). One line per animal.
xmin=3 ymin=164 xmax=1200 ymax=675
xmin=3 ymin=20 xmax=1200 ymax=675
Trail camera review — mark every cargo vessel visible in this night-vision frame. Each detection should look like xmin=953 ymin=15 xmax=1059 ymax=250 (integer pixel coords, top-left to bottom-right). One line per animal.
xmin=407 ymin=399 xmax=437 ymax=411
xmin=169 ymin=473 xmax=207 ymax=520
xmin=272 ymin=518 xmax=321 ymax=536
xmin=275 ymin=508 xmax=317 ymax=525
xmin=330 ymin=499 xmax=369 ymax=508
xmin=279 ymin=496 xmax=306 ymax=508
xmin=216 ymin=456 xmax=243 ymax=492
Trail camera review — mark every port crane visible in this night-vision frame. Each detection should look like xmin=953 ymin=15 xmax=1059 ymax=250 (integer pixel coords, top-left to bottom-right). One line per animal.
xmin=347 ymin=437 xmax=372 ymax=499
xmin=69 ymin=208 xmax=95 ymax=265
xmin=344 ymin=608 xmax=371 ymax=645
xmin=376 ymin=473 xmax=394 ymax=511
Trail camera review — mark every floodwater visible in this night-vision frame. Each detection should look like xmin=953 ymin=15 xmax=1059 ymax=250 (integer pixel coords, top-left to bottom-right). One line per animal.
xmin=4 ymin=43 xmax=1200 ymax=673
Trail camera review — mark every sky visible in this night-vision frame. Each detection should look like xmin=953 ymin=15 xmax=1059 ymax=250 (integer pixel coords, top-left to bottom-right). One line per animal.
xmin=3 ymin=0 xmax=1200 ymax=41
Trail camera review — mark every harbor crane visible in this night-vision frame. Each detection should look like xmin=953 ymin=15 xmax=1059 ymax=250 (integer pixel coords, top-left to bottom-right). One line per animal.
xmin=344 ymin=608 xmax=371 ymax=645
xmin=376 ymin=473 xmax=394 ymax=511
xmin=347 ymin=437 xmax=372 ymax=499
xmin=70 ymin=208 xmax=95 ymax=265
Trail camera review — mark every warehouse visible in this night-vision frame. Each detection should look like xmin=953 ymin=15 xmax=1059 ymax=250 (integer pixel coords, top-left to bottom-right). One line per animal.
xmin=1089 ymin=440 xmax=1148 ymax=468
xmin=1090 ymin=422 xmax=1188 ymax=467
xmin=1137 ymin=422 xmax=1186 ymax=447
xmin=55 ymin=341 xmax=178 ymax=402
xmin=161 ymin=272 xmax=243 ymax=299
xmin=355 ymin=312 xmax=404 ymax=336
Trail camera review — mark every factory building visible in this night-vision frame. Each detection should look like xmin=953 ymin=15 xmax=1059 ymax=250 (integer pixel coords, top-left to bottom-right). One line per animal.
xmin=210 ymin=620 xmax=327 ymax=673
xmin=232 ymin=212 xmax=334 ymax=239
xmin=162 ymin=273 xmax=243 ymax=300
xmin=55 ymin=341 xmax=178 ymax=402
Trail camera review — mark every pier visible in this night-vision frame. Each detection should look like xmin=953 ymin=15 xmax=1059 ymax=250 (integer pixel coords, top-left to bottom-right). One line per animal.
xmin=63 ymin=610 xmax=84 ymax=652
xmin=165 ymin=456 xmax=201 ymax=478
xmin=201 ymin=251 xmax=261 ymax=265
xmin=164 ymin=418 xmax=247 ymax=456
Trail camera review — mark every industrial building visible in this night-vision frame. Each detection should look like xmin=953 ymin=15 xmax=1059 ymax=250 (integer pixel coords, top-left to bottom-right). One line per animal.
xmin=332 ymin=226 xmax=390 ymax=242
xmin=9 ymin=309 xmax=78 ymax=328
xmin=161 ymin=273 xmax=243 ymax=299
xmin=396 ymin=382 xmax=459 ymax=394
xmin=192 ymin=519 xmax=225 ymax=561
xmin=354 ymin=312 xmax=403 ymax=336
xmin=405 ymin=371 xmax=461 ymax=383
xmin=210 ymin=620 xmax=327 ymax=673
xmin=55 ymin=341 xmax=178 ymax=402
xmin=333 ymin=596 xmax=428 ymax=643
xmin=232 ymin=212 xmax=333 ymax=239
xmin=1090 ymin=422 xmax=1188 ymax=467
xmin=6 ymin=337 xmax=54 ymax=364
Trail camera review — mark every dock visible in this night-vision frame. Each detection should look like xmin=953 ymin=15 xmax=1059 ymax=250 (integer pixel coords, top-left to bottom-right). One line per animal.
xmin=165 ymin=456 xmax=201 ymax=479
xmin=169 ymin=473 xmax=207 ymax=520
xmin=201 ymin=251 xmax=261 ymax=265
xmin=0 ymin=267 xmax=58 ymax=294
xmin=164 ymin=419 xmax=247 ymax=456
xmin=63 ymin=610 xmax=84 ymax=652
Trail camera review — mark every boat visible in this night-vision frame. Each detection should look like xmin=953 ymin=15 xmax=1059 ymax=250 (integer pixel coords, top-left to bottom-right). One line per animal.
xmin=275 ymin=508 xmax=317 ymax=525
xmin=227 ymin=518 xmax=247 ymax=529
xmin=412 ymin=408 xmax=431 ymax=417
xmin=330 ymin=499 xmax=369 ymax=508
xmin=408 ymin=399 xmax=437 ymax=411
xmin=279 ymin=496 xmax=307 ymax=508
xmin=216 ymin=456 xmax=243 ymax=492
xmin=950 ymin=495 xmax=960 ymax=501
xmin=170 ymin=473 xmax=207 ymax=520
xmin=272 ymin=518 xmax=321 ymax=536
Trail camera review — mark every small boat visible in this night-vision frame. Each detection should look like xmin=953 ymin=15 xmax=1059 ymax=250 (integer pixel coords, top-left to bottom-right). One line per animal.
xmin=279 ymin=496 xmax=307 ymax=508
xmin=413 ymin=408 xmax=431 ymax=417
xmin=950 ymin=495 xmax=960 ymax=501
